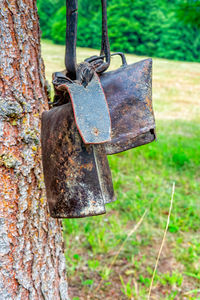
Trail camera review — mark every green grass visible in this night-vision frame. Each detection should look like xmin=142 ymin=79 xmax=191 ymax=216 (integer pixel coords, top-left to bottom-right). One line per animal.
xmin=41 ymin=40 xmax=200 ymax=299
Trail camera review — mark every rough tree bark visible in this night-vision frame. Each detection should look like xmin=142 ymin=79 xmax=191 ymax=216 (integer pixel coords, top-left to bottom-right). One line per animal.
xmin=0 ymin=1 xmax=69 ymax=299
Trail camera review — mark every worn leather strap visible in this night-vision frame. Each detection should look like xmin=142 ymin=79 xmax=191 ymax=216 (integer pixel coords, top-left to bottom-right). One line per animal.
xmin=65 ymin=0 xmax=78 ymax=79
xmin=65 ymin=0 xmax=111 ymax=79
xmin=99 ymin=0 xmax=110 ymax=73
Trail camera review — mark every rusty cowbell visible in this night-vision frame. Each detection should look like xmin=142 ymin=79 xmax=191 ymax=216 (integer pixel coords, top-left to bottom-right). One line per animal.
xmin=41 ymin=0 xmax=156 ymax=218
xmin=41 ymin=103 xmax=114 ymax=218
xmin=41 ymin=62 xmax=115 ymax=218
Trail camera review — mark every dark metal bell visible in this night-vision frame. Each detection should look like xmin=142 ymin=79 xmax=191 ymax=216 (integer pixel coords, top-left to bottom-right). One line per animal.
xmin=99 ymin=58 xmax=156 ymax=155
xmin=41 ymin=102 xmax=115 ymax=218
xmin=53 ymin=58 xmax=156 ymax=156
xmin=41 ymin=0 xmax=156 ymax=219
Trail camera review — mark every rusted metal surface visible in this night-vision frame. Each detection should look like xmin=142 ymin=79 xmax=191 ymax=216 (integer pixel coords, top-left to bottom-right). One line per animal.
xmin=100 ymin=58 xmax=156 ymax=154
xmin=53 ymin=58 xmax=156 ymax=155
xmin=93 ymin=144 xmax=116 ymax=204
xmin=41 ymin=0 xmax=156 ymax=219
xmin=57 ymin=65 xmax=111 ymax=144
xmin=41 ymin=103 xmax=114 ymax=218
xmin=63 ymin=0 xmax=155 ymax=155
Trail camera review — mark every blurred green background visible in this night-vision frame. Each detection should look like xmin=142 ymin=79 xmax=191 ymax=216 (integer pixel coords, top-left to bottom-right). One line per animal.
xmin=38 ymin=1 xmax=200 ymax=299
xmin=38 ymin=0 xmax=200 ymax=62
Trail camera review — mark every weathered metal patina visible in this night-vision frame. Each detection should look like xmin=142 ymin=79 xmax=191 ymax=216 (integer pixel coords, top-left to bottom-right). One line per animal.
xmin=100 ymin=58 xmax=155 ymax=154
xmin=63 ymin=0 xmax=156 ymax=155
xmin=53 ymin=58 xmax=155 ymax=155
xmin=56 ymin=64 xmax=111 ymax=144
xmin=41 ymin=0 xmax=156 ymax=218
xmin=41 ymin=103 xmax=114 ymax=218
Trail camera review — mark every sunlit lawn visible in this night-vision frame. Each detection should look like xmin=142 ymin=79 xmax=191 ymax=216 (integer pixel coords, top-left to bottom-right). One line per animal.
xmin=42 ymin=40 xmax=200 ymax=300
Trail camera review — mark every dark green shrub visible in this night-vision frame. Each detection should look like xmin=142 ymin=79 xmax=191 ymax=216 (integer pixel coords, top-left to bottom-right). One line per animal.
xmin=37 ymin=0 xmax=200 ymax=62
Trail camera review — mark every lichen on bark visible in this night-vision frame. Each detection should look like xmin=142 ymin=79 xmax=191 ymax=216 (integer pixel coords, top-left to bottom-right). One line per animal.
xmin=0 ymin=0 xmax=69 ymax=299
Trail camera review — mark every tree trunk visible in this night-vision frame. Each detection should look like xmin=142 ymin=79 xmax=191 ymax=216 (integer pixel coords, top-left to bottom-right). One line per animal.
xmin=0 ymin=1 xmax=69 ymax=299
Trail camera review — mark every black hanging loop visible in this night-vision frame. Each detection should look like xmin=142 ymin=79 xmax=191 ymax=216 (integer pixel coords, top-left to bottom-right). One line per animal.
xmin=85 ymin=52 xmax=128 ymax=68
xmin=96 ymin=0 xmax=111 ymax=73
xmin=65 ymin=0 xmax=78 ymax=79
xmin=65 ymin=0 xmax=111 ymax=78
